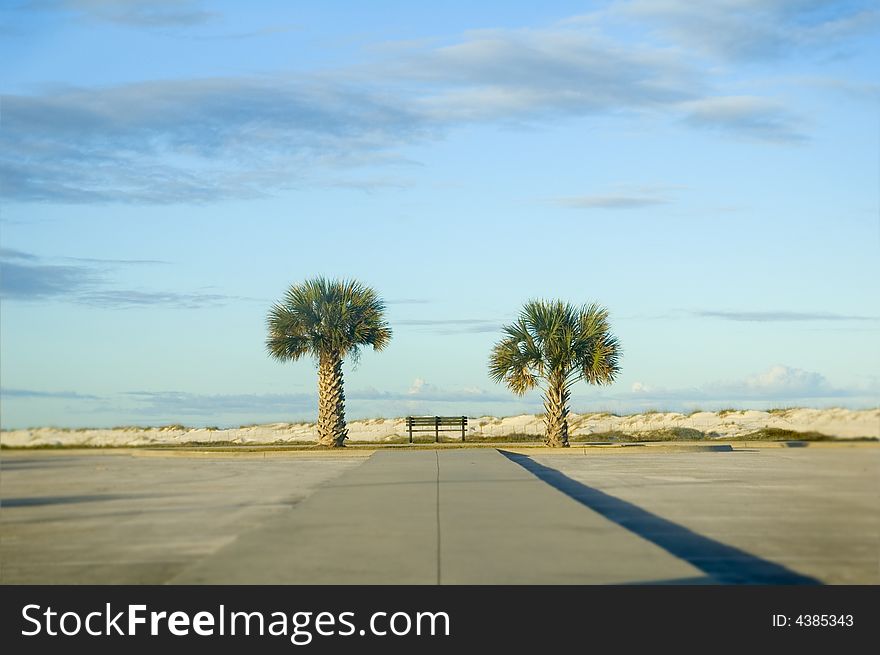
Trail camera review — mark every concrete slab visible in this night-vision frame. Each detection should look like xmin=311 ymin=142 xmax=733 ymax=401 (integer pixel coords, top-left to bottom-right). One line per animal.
xmin=525 ymin=447 xmax=879 ymax=584
xmin=0 ymin=451 xmax=365 ymax=584
xmin=173 ymin=449 xmax=704 ymax=584
xmin=171 ymin=450 xmax=439 ymax=584
xmin=437 ymin=449 xmax=704 ymax=584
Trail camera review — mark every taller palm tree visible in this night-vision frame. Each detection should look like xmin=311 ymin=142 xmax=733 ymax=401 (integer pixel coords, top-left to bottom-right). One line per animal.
xmin=266 ymin=278 xmax=391 ymax=447
xmin=489 ymin=300 xmax=621 ymax=447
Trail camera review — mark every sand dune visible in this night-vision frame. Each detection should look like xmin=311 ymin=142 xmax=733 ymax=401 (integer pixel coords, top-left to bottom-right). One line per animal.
xmin=2 ymin=408 xmax=877 ymax=447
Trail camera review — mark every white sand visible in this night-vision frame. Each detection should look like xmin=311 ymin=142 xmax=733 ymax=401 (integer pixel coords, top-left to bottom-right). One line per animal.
xmin=2 ymin=408 xmax=877 ymax=447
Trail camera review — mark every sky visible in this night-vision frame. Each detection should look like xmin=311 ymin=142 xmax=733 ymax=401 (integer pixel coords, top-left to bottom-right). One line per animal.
xmin=1 ymin=0 xmax=878 ymax=428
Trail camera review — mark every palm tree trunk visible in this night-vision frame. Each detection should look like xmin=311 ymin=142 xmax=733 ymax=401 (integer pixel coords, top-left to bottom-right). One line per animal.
xmin=543 ymin=373 xmax=570 ymax=447
xmin=317 ymin=351 xmax=348 ymax=447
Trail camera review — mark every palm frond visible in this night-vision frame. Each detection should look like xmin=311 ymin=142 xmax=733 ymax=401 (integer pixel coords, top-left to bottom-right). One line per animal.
xmin=490 ymin=298 xmax=622 ymax=393
xmin=488 ymin=336 xmax=541 ymax=395
xmin=266 ymin=277 xmax=392 ymax=362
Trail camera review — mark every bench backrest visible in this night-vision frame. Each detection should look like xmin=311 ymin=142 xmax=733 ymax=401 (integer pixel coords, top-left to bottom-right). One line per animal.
xmin=405 ymin=416 xmax=468 ymax=442
xmin=406 ymin=416 xmax=467 ymax=426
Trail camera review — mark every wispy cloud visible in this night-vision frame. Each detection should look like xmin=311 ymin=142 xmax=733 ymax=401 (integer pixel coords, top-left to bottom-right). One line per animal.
xmin=0 ymin=261 xmax=99 ymax=299
xmin=168 ymin=23 xmax=301 ymax=41
xmin=696 ymin=310 xmax=879 ymax=322
xmin=400 ymin=26 xmax=699 ymax=122
xmin=0 ymin=248 xmax=243 ymax=308
xmin=553 ymin=194 xmax=670 ymax=209
xmin=396 ymin=318 xmax=501 ymax=334
xmin=77 ymin=290 xmax=240 ymax=309
xmin=5 ymin=368 xmax=871 ymax=428
xmin=117 ymin=368 xmax=876 ymax=422
xmin=797 ymin=77 xmax=880 ymax=102
xmin=18 ymin=1 xmax=304 ymax=38
xmin=680 ymin=96 xmax=805 ymax=143
xmin=3 ymin=9 xmax=826 ymax=204
xmin=626 ymin=365 xmax=869 ymax=405
xmin=0 ymin=248 xmax=39 ymax=261
xmin=0 ymin=387 xmax=101 ymax=400
xmin=124 ymin=390 xmax=314 ymax=416
xmin=356 ymin=378 xmax=517 ymax=403
xmin=122 ymin=382 xmax=522 ymax=420
xmin=61 ymin=256 xmax=168 ymax=265
xmin=1 ymin=78 xmax=425 ymax=204
xmin=23 ymin=0 xmax=217 ymax=28
xmin=618 ymin=0 xmax=880 ymax=62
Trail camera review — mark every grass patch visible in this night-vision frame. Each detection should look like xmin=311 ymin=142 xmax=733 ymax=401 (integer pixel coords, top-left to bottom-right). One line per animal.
xmin=381 ymin=435 xmax=413 ymax=444
xmin=731 ymin=428 xmax=832 ymax=441
xmin=722 ymin=428 xmax=876 ymax=442
xmin=466 ymin=433 xmax=542 ymax=443
xmin=647 ymin=428 xmax=706 ymax=441
xmin=378 ymin=433 xmax=544 ymax=444
xmin=570 ymin=431 xmax=634 ymax=443
xmin=377 ymin=435 xmax=468 ymax=444
xmin=571 ymin=427 xmax=706 ymax=443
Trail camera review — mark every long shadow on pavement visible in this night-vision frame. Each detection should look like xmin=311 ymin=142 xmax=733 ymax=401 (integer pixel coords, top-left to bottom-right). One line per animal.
xmin=2 ymin=494 xmax=150 ymax=508
xmin=501 ymin=451 xmax=820 ymax=585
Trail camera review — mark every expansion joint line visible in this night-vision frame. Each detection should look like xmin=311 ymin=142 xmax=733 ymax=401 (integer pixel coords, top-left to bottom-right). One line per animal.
xmin=435 ymin=450 xmax=441 ymax=585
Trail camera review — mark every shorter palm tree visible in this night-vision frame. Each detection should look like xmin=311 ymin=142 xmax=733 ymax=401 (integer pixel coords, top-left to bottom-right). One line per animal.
xmin=489 ymin=300 xmax=621 ymax=447
xmin=266 ymin=278 xmax=391 ymax=447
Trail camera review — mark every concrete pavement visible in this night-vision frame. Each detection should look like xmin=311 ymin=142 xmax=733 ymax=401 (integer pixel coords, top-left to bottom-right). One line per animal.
xmin=0 ymin=451 xmax=365 ymax=583
xmin=525 ymin=447 xmax=879 ymax=584
xmin=173 ymin=449 xmax=704 ymax=583
xmin=3 ymin=446 xmax=876 ymax=584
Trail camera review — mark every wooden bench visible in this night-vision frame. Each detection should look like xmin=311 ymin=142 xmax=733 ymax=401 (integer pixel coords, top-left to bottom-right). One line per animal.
xmin=405 ymin=416 xmax=468 ymax=443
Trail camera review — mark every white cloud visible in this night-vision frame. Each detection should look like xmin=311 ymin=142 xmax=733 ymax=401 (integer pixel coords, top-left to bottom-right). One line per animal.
xmin=407 ymin=378 xmax=431 ymax=395
xmin=3 ymin=366 xmax=873 ymax=429
xmin=618 ymin=0 xmax=880 ymax=62
xmin=1 ymin=78 xmax=426 ymax=204
xmin=3 ymin=9 xmax=828 ymax=204
xmin=680 ymin=96 xmax=805 ymax=143
xmin=406 ymin=27 xmax=698 ymax=121
xmin=402 ymin=378 xmax=514 ymax=403
xmin=741 ymin=364 xmax=830 ymax=396
xmin=619 ymin=365 xmax=864 ymax=406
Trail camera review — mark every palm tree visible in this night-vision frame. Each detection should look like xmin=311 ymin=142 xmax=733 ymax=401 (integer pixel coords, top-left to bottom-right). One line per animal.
xmin=489 ymin=300 xmax=621 ymax=447
xmin=266 ymin=278 xmax=391 ymax=447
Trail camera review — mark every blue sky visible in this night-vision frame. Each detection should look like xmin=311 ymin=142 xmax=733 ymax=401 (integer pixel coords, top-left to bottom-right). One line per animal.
xmin=1 ymin=0 xmax=878 ymax=428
